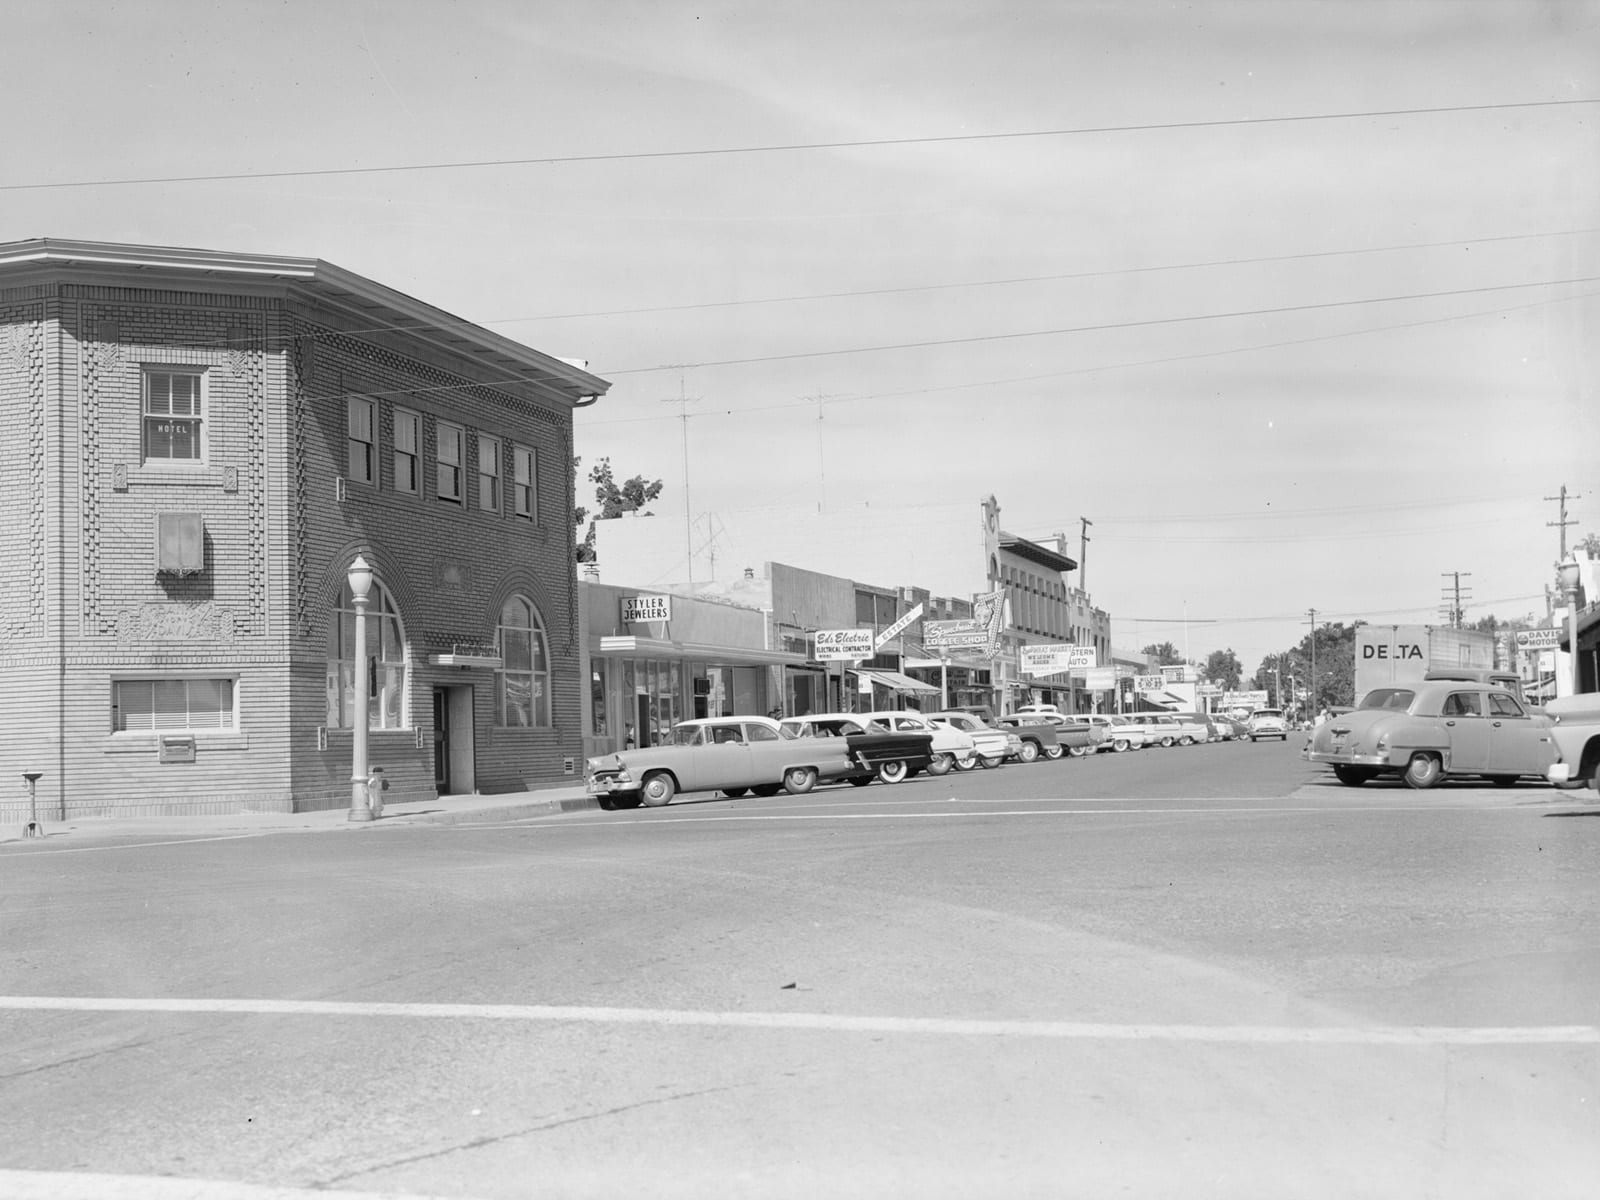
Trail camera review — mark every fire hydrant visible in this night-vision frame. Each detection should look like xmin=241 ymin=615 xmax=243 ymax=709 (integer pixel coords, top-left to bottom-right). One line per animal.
xmin=366 ymin=767 xmax=388 ymax=819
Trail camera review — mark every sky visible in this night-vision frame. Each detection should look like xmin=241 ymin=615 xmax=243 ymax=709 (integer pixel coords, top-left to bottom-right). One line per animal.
xmin=4 ymin=0 xmax=1597 ymax=672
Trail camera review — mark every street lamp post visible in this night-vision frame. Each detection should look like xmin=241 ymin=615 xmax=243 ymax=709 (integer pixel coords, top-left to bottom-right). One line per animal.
xmin=347 ymin=554 xmax=375 ymax=822
xmin=1559 ymin=556 xmax=1583 ymax=697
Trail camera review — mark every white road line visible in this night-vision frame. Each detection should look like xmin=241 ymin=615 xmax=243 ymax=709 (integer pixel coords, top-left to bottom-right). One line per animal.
xmin=0 ymin=1169 xmax=443 ymax=1200
xmin=2 ymin=995 xmax=1593 ymax=1045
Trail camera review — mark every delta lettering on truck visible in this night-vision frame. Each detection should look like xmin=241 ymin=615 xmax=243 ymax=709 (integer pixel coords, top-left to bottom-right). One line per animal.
xmin=1352 ymin=624 xmax=1497 ymax=706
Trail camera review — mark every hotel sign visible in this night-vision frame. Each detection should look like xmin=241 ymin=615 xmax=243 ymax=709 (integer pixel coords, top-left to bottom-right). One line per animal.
xmin=621 ymin=594 xmax=672 ymax=623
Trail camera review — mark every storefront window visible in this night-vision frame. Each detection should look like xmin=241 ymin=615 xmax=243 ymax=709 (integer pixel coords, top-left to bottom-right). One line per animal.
xmin=326 ymin=579 xmax=407 ymax=729
xmin=495 ymin=595 xmax=551 ymax=727
xmin=590 ymin=660 xmax=608 ymax=736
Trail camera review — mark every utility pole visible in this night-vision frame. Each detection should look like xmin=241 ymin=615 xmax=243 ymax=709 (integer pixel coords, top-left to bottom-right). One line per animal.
xmin=659 ymin=371 xmax=701 ymax=582
xmin=804 ymin=393 xmax=843 ymax=515
xmin=1307 ymin=608 xmax=1318 ymax=718
xmin=1546 ymin=484 xmax=1581 ymax=559
xmin=1079 ymin=517 xmax=1093 ymax=593
xmin=1439 ymin=572 xmax=1472 ymax=628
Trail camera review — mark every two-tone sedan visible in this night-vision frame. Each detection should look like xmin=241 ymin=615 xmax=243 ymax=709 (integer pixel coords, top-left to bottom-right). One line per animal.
xmin=1544 ymin=693 xmax=1600 ymax=791
xmin=1304 ymin=681 xmax=1559 ymax=789
xmin=586 ymin=716 xmax=853 ymax=808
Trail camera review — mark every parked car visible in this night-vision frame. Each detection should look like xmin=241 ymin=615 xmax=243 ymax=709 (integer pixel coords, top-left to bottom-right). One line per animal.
xmin=1208 ymin=714 xmax=1248 ymax=741
xmin=587 ymin=715 xmax=868 ymax=808
xmin=995 ymin=714 xmax=1064 ymax=762
xmin=1047 ymin=714 xmax=1107 ymax=757
xmin=1155 ymin=712 xmax=1213 ymax=745
xmin=1246 ymin=708 xmax=1289 ymax=742
xmin=1303 ymin=681 xmax=1558 ymax=789
xmin=1084 ymin=714 xmax=1148 ymax=752
xmin=776 ymin=713 xmax=937 ymax=784
xmin=925 ymin=711 xmax=1021 ymax=767
xmin=1119 ymin=713 xmax=1185 ymax=748
xmin=853 ymin=710 xmax=976 ymax=775
xmin=1543 ymin=693 xmax=1600 ymax=790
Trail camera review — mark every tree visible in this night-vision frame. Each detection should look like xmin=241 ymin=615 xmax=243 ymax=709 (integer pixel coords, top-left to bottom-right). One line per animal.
xmin=573 ymin=456 xmax=665 ymax=563
xmin=1202 ymin=648 xmax=1242 ymax=690
xmin=1141 ymin=642 xmax=1183 ymax=666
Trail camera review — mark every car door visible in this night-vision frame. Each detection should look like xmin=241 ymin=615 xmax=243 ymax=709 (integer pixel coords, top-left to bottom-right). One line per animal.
xmin=693 ymin=721 xmax=753 ymax=791
xmin=1484 ymin=692 xmax=1556 ymax=773
xmin=1440 ymin=690 xmax=1491 ymax=772
xmin=743 ymin=721 xmax=792 ymax=783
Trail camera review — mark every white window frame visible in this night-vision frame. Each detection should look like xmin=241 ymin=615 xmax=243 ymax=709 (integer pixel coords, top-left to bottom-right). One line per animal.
xmin=347 ymin=397 xmax=377 ymax=486
xmin=141 ymin=368 xmax=207 ymax=465
xmin=326 ymin=578 xmax=409 ymax=730
xmin=478 ymin=433 xmax=502 ymax=513
xmin=436 ymin=421 xmax=464 ymax=504
xmin=512 ymin=444 xmax=537 ymax=521
xmin=393 ymin=408 xmax=420 ymax=495
xmin=112 ymin=677 xmax=237 ymax=732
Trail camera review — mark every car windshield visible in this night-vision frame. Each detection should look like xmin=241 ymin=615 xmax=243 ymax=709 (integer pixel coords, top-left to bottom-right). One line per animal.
xmin=1357 ymin=689 xmax=1415 ymax=711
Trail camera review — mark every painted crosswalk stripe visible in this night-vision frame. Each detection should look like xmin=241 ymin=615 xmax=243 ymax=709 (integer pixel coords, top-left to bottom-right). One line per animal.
xmin=1 ymin=995 xmax=1593 ymax=1045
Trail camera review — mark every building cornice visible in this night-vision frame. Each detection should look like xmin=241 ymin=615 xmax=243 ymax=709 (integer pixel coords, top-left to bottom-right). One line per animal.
xmin=0 ymin=237 xmax=610 ymax=405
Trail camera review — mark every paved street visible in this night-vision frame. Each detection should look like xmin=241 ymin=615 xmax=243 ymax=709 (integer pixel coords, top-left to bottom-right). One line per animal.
xmin=3 ymin=741 xmax=1598 ymax=1199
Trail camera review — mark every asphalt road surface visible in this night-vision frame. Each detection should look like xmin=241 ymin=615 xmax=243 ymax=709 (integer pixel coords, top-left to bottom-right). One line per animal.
xmin=3 ymin=739 xmax=1597 ymax=1199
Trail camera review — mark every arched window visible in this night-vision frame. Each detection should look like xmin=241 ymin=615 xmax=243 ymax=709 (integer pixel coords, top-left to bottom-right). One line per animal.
xmin=326 ymin=578 xmax=408 ymax=728
xmin=496 ymin=595 xmax=551 ymax=727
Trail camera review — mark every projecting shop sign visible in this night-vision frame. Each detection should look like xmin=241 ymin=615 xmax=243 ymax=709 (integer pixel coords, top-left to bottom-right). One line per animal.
xmin=1134 ymin=675 xmax=1166 ymax=693
xmin=814 ymin=628 xmax=875 ymax=660
xmin=620 ymin=594 xmax=671 ymax=623
xmin=1515 ymin=628 xmax=1562 ymax=650
xmin=1020 ymin=644 xmax=1074 ymax=676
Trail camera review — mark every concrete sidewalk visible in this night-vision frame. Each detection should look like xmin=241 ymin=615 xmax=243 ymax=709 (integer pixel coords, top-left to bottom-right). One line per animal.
xmin=0 ymin=785 xmax=600 ymax=848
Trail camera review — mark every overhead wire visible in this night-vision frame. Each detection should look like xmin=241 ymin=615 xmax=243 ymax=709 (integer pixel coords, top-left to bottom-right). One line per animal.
xmin=4 ymin=97 xmax=1592 ymax=193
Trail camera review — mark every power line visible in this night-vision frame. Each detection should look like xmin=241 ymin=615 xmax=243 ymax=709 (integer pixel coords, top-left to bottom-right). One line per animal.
xmin=598 ymin=272 xmax=1600 ymax=374
xmin=502 ymin=227 xmax=1600 ymax=324
xmin=5 ymin=98 xmax=1593 ymax=193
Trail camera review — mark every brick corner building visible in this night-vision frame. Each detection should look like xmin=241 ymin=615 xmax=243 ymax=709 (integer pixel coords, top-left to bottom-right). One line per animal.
xmin=0 ymin=238 xmax=608 ymax=820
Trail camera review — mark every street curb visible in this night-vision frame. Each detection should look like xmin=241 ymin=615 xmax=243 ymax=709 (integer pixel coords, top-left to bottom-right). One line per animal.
xmin=401 ymin=795 xmax=601 ymax=826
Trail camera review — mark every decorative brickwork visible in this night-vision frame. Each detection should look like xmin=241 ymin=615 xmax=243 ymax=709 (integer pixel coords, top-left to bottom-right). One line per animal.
xmin=0 ymin=308 xmax=47 ymax=643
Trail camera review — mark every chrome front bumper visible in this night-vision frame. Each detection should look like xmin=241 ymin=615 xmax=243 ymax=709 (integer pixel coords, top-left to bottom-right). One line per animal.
xmin=1304 ymin=749 xmax=1390 ymax=767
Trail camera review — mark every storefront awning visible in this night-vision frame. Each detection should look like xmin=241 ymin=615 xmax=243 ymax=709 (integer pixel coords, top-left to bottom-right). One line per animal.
xmin=593 ymin=635 xmax=810 ymax=669
xmin=852 ymin=668 xmax=941 ymax=695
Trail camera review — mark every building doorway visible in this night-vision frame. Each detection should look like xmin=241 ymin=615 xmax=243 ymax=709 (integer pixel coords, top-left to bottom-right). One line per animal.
xmin=432 ymin=685 xmax=476 ymax=794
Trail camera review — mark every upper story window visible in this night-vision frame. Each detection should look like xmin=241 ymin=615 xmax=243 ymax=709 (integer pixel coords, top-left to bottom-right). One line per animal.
xmin=495 ymin=595 xmax=551 ymax=728
xmin=347 ymin=397 xmax=376 ymax=485
xmin=143 ymin=369 xmax=206 ymax=463
xmin=436 ymin=421 xmax=464 ymax=504
xmin=478 ymin=434 xmax=502 ymax=512
xmin=512 ymin=445 xmax=537 ymax=521
xmin=393 ymin=408 xmax=419 ymax=495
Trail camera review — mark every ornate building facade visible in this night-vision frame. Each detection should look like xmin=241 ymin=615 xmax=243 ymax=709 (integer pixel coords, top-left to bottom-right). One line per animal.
xmin=0 ymin=239 xmax=607 ymax=819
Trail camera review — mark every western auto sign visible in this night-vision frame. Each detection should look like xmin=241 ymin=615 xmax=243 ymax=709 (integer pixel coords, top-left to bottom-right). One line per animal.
xmin=814 ymin=628 xmax=875 ymax=661
xmin=1515 ymin=628 xmax=1562 ymax=650
xmin=1066 ymin=645 xmax=1097 ymax=669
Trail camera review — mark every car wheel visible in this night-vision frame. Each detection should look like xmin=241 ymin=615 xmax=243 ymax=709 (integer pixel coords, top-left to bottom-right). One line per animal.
xmin=1178 ymin=735 xmax=1194 ymax=747
xmin=849 ymin=775 xmax=874 ymax=787
xmin=1487 ymin=775 xmax=1519 ymax=787
xmin=1017 ymin=741 xmax=1040 ymax=764
xmin=1404 ymin=753 xmax=1442 ymax=790
xmin=640 ymin=772 xmax=676 ymax=807
xmin=1332 ymin=765 xmax=1374 ymax=787
xmin=1067 ymin=744 xmax=1087 ymax=758
xmin=877 ymin=759 xmax=909 ymax=784
xmin=783 ymin=766 xmax=818 ymax=795
xmin=750 ymin=783 xmax=782 ymax=797
xmin=1112 ymin=738 xmax=1129 ymax=753
xmin=1043 ymin=744 xmax=1064 ymax=760
xmin=721 ymin=787 xmax=748 ymax=798
xmin=1160 ymin=736 xmax=1175 ymax=748
xmin=954 ymin=754 xmax=980 ymax=772
xmin=979 ymin=755 xmax=1004 ymax=769
xmin=926 ymin=752 xmax=955 ymax=776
